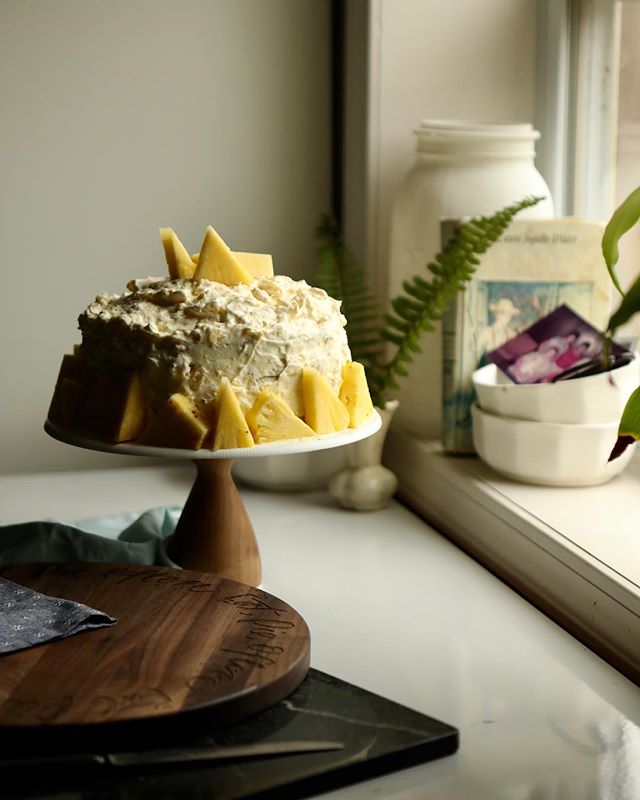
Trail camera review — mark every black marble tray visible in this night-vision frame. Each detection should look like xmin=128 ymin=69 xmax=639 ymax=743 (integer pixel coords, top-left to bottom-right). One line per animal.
xmin=4 ymin=668 xmax=459 ymax=800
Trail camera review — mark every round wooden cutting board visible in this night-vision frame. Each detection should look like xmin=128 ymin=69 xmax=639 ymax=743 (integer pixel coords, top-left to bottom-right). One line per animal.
xmin=0 ymin=563 xmax=310 ymax=748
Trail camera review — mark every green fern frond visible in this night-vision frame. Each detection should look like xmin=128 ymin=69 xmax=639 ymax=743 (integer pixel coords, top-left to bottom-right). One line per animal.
xmin=314 ymin=197 xmax=543 ymax=408
xmin=314 ymin=215 xmax=385 ymax=375
xmin=365 ymin=196 xmax=543 ymax=404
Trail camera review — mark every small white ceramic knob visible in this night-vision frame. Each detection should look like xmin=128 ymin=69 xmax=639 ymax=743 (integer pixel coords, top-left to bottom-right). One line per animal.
xmin=328 ymin=465 xmax=398 ymax=511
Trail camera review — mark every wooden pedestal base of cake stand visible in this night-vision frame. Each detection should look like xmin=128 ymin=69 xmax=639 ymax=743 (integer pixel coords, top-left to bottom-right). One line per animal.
xmin=166 ymin=458 xmax=261 ymax=585
xmin=44 ymin=414 xmax=382 ymax=586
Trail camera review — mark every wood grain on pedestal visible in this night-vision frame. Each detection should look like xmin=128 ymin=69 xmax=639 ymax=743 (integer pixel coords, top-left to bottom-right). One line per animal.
xmin=167 ymin=459 xmax=262 ymax=585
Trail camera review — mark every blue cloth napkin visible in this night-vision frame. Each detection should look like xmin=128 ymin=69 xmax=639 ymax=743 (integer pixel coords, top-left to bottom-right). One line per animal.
xmin=0 ymin=507 xmax=183 ymax=655
xmin=0 ymin=576 xmax=117 ymax=655
xmin=0 ymin=507 xmax=181 ymax=569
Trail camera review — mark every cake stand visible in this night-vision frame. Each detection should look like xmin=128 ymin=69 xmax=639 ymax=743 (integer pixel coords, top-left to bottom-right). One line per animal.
xmin=44 ymin=413 xmax=381 ymax=586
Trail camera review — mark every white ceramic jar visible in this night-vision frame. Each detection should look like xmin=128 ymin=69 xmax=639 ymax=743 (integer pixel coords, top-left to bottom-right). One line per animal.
xmin=387 ymin=119 xmax=555 ymax=438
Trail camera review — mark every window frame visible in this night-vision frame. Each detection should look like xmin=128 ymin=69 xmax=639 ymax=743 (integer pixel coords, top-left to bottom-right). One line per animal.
xmin=536 ymin=0 xmax=622 ymax=220
xmin=343 ymin=0 xmax=640 ymax=683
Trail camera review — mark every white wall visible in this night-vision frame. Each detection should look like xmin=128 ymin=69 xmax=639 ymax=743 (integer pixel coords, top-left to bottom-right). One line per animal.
xmin=1 ymin=0 xmax=542 ymax=473
xmin=1 ymin=0 xmax=331 ymax=474
xmin=345 ymin=0 xmax=538 ymax=279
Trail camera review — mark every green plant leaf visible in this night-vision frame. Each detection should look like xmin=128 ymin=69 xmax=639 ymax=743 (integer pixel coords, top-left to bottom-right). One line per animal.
xmin=608 ymin=271 xmax=640 ymax=335
xmin=619 ymin=385 xmax=640 ymax=435
xmin=602 ymin=186 xmax=640 ymax=296
xmin=380 ymin=330 xmax=404 ymax=346
xmin=609 ymin=386 xmax=640 ymax=461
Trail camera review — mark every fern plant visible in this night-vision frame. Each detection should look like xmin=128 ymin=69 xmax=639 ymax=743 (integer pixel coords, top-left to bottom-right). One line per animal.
xmin=315 ymin=215 xmax=385 ymax=374
xmin=315 ymin=196 xmax=543 ymax=408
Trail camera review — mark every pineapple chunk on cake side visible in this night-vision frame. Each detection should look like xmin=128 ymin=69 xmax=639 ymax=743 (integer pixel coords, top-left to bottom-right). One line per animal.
xmin=77 ymin=373 xmax=147 ymax=443
xmin=246 ymin=390 xmax=315 ymax=444
xmin=213 ymin=378 xmax=255 ymax=450
xmin=192 ymin=226 xmax=253 ymax=285
xmin=339 ymin=361 xmax=375 ymax=428
xmin=137 ymin=393 xmax=209 ymax=449
xmin=49 ymin=377 xmax=87 ymax=429
xmin=48 ymin=352 xmax=88 ymax=426
xmin=160 ymin=227 xmax=196 ymax=280
xmin=301 ymin=367 xmax=350 ymax=434
xmin=112 ymin=373 xmax=147 ymax=442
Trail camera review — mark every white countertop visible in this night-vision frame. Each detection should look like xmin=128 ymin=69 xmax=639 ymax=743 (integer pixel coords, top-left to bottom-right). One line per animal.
xmin=1 ymin=464 xmax=639 ymax=799
xmin=385 ymin=433 xmax=640 ymax=685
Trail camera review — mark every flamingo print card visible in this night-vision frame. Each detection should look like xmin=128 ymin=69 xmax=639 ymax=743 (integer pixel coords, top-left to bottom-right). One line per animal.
xmin=485 ymin=304 xmax=625 ymax=384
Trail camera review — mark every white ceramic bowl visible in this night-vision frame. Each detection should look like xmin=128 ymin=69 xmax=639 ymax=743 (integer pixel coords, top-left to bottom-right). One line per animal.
xmin=471 ymin=403 xmax=635 ymax=487
xmin=472 ymin=356 xmax=640 ymax=424
xmin=232 ymin=448 xmax=348 ymax=491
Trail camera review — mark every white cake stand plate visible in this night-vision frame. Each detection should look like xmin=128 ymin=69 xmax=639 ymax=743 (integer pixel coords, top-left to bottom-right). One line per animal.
xmin=44 ymin=413 xmax=381 ymax=586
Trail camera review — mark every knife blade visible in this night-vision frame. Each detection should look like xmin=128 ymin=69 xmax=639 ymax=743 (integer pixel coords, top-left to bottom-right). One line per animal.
xmin=108 ymin=739 xmax=344 ymax=766
xmin=0 ymin=740 xmax=344 ymax=772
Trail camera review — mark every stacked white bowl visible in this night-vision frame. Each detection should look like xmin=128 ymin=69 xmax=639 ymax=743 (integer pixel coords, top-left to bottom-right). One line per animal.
xmin=471 ymin=356 xmax=640 ymax=486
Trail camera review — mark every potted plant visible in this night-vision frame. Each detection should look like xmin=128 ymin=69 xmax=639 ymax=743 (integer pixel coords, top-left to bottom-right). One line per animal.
xmin=314 ymin=196 xmax=543 ymax=509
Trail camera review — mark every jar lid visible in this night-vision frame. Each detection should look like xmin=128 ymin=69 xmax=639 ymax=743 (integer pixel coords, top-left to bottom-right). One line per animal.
xmin=414 ymin=119 xmax=540 ymax=156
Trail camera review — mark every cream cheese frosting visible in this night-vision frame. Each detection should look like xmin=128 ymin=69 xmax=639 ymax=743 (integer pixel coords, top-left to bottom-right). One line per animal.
xmin=78 ymin=275 xmax=351 ymax=416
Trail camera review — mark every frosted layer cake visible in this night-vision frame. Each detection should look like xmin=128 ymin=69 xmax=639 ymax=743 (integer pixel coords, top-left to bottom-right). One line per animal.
xmin=48 ymin=225 xmax=374 ymax=450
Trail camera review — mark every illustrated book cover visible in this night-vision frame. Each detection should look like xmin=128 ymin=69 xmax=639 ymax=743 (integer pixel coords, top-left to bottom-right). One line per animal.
xmin=441 ymin=217 xmax=611 ymax=453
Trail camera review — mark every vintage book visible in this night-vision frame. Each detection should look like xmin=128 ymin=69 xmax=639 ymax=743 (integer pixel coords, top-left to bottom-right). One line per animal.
xmin=441 ymin=217 xmax=611 ymax=453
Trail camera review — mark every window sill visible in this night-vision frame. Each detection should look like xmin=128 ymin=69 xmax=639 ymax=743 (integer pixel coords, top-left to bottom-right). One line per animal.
xmin=384 ymin=426 xmax=640 ymax=685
